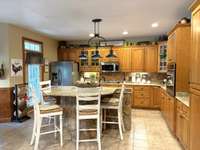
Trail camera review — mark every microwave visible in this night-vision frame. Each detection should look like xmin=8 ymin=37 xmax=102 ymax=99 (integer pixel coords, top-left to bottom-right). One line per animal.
xmin=100 ymin=62 xmax=119 ymax=72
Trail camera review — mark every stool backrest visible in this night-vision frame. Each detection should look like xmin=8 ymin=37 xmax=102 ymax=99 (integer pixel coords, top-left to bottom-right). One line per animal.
xmin=118 ymin=83 xmax=125 ymax=110
xmin=76 ymin=87 xmax=101 ymax=116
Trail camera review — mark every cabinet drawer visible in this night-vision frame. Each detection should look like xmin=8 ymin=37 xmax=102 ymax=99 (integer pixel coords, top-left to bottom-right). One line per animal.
xmin=133 ymin=86 xmax=150 ymax=91
xmin=177 ymin=101 xmax=183 ymax=111
xmin=134 ymin=91 xmax=150 ymax=98
xmin=134 ymin=97 xmax=150 ymax=107
xmin=182 ymin=105 xmax=189 ymax=118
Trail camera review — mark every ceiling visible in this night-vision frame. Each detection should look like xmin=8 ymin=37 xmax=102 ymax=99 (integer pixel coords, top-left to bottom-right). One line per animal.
xmin=0 ymin=0 xmax=192 ymax=41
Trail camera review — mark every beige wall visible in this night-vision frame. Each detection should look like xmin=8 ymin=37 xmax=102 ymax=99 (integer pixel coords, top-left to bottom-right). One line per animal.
xmin=0 ymin=23 xmax=58 ymax=87
xmin=0 ymin=23 xmax=10 ymax=87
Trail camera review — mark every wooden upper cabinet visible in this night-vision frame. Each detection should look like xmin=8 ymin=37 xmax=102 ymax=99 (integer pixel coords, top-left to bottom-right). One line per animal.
xmin=167 ymin=33 xmax=176 ymax=63
xmin=131 ymin=47 xmax=145 ymax=72
xmin=190 ymin=5 xmax=200 ymax=85
xmin=145 ymin=46 xmax=158 ymax=72
xmin=119 ymin=48 xmax=132 ymax=72
xmin=57 ymin=48 xmax=80 ymax=62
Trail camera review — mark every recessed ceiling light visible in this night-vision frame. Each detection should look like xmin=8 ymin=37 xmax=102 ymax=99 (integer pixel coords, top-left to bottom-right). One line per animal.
xmin=89 ymin=33 xmax=94 ymax=37
xmin=152 ymin=22 xmax=159 ymax=28
xmin=122 ymin=31 xmax=128 ymax=35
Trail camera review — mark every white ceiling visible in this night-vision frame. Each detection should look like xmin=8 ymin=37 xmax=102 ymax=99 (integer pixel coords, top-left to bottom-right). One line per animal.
xmin=0 ymin=0 xmax=192 ymax=41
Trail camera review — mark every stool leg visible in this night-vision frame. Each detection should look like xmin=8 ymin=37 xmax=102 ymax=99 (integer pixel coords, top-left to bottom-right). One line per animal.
xmin=30 ymin=115 xmax=36 ymax=145
xmin=54 ymin=116 xmax=57 ymax=138
xmin=118 ymin=111 xmax=123 ymax=140
xmin=100 ymin=109 xmax=103 ymax=134
xmin=103 ymin=109 xmax=106 ymax=130
xmin=76 ymin=118 xmax=79 ymax=150
xmin=121 ymin=111 xmax=125 ymax=132
xmin=97 ymin=117 xmax=101 ymax=150
xmin=34 ymin=117 xmax=42 ymax=150
xmin=59 ymin=115 xmax=63 ymax=147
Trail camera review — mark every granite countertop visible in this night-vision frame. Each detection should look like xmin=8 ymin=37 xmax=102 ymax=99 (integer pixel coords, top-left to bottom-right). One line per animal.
xmin=43 ymin=86 xmax=118 ymax=97
xmin=176 ymin=92 xmax=190 ymax=107
xmin=101 ymin=81 xmax=190 ymax=107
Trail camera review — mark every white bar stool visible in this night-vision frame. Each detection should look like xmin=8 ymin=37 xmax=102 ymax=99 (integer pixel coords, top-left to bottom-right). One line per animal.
xmin=101 ymin=83 xmax=125 ymax=140
xmin=76 ymin=87 xmax=101 ymax=150
xmin=29 ymin=88 xmax=63 ymax=150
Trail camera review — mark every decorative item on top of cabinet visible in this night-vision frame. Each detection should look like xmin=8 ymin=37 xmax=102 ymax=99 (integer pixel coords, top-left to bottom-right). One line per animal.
xmin=158 ymin=41 xmax=167 ymax=72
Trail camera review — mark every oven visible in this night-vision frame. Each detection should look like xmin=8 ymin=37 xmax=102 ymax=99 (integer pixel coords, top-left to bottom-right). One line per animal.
xmin=166 ymin=63 xmax=176 ymax=97
xmin=100 ymin=62 xmax=119 ymax=72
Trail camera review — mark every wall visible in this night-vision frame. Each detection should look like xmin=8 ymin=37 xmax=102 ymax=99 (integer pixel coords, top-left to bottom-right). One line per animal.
xmin=0 ymin=23 xmax=10 ymax=87
xmin=0 ymin=23 xmax=58 ymax=87
xmin=8 ymin=25 xmax=58 ymax=86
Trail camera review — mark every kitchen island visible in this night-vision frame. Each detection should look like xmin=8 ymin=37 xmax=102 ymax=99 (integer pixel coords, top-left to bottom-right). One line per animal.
xmin=44 ymin=86 xmax=132 ymax=133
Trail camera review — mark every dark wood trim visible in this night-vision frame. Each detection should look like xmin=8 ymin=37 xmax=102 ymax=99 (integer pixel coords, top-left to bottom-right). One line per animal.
xmin=0 ymin=87 xmax=13 ymax=123
xmin=22 ymin=37 xmax=44 ymax=83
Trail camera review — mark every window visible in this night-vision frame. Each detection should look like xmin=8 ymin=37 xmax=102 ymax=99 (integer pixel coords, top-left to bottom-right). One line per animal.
xmin=23 ymin=38 xmax=43 ymax=105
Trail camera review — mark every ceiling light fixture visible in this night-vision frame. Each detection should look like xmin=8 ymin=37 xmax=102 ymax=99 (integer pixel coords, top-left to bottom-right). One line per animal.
xmin=106 ymin=46 xmax=117 ymax=58
xmin=89 ymin=33 xmax=94 ymax=37
xmin=152 ymin=22 xmax=159 ymax=28
xmin=88 ymin=18 xmax=107 ymax=59
xmin=122 ymin=31 xmax=128 ymax=35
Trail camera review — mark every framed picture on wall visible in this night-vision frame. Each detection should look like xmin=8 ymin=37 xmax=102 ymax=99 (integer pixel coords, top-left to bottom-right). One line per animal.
xmin=11 ymin=58 xmax=23 ymax=77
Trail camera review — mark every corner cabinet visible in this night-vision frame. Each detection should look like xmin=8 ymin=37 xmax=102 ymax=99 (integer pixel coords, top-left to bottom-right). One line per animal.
xmin=189 ymin=2 xmax=200 ymax=150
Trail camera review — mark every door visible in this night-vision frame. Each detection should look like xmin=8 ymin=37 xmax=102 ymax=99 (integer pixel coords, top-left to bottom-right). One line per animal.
xmin=145 ymin=46 xmax=158 ymax=72
xmin=131 ymin=47 xmax=145 ymax=72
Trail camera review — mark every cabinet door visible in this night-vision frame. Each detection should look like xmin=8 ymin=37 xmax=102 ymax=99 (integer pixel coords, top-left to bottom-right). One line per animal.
xmin=176 ymin=111 xmax=182 ymax=141
xmin=190 ymin=9 xmax=200 ymax=85
xmin=119 ymin=48 xmax=132 ymax=72
xmin=167 ymin=33 xmax=176 ymax=63
xmin=57 ymin=49 xmax=69 ymax=61
xmin=190 ymin=88 xmax=200 ymax=150
xmin=182 ymin=115 xmax=189 ymax=150
xmin=169 ymin=96 xmax=175 ymax=132
xmin=145 ymin=46 xmax=158 ymax=72
xmin=152 ymin=87 xmax=160 ymax=108
xmin=68 ymin=49 xmax=79 ymax=62
xmin=131 ymin=48 xmax=145 ymax=72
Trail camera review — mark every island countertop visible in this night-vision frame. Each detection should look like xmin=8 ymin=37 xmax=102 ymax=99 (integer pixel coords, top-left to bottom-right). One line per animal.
xmin=43 ymin=86 xmax=118 ymax=97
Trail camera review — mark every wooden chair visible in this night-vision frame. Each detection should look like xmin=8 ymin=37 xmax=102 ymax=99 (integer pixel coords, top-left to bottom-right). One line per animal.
xmin=29 ymin=87 xmax=63 ymax=150
xmin=101 ymin=83 xmax=125 ymax=140
xmin=76 ymin=87 xmax=101 ymax=150
xmin=40 ymin=80 xmax=56 ymax=105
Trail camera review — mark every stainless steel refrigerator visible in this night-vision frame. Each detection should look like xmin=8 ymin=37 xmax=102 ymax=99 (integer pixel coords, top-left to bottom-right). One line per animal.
xmin=50 ymin=61 xmax=79 ymax=86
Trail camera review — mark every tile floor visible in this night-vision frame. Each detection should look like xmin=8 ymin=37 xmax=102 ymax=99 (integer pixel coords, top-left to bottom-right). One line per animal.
xmin=0 ymin=109 xmax=182 ymax=150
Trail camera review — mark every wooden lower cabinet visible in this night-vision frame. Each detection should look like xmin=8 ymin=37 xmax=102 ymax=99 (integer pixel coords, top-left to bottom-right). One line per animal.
xmin=176 ymin=100 xmax=189 ymax=150
xmin=133 ymin=86 xmax=152 ymax=108
xmin=190 ymin=86 xmax=200 ymax=150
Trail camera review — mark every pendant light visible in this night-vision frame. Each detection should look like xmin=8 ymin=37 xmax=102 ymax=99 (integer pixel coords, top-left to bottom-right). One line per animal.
xmin=92 ymin=45 xmax=102 ymax=60
xmin=79 ymin=48 xmax=87 ymax=60
xmin=106 ymin=46 xmax=117 ymax=58
xmin=88 ymin=19 xmax=106 ymax=59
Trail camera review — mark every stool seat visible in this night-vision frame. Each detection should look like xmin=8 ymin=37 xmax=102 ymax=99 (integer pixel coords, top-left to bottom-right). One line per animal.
xmin=40 ymin=105 xmax=63 ymax=114
xmin=101 ymin=98 xmax=119 ymax=106
xmin=79 ymin=109 xmax=98 ymax=115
